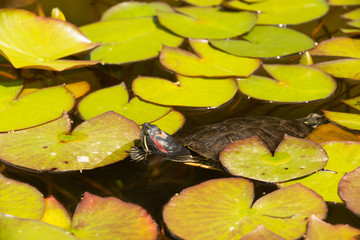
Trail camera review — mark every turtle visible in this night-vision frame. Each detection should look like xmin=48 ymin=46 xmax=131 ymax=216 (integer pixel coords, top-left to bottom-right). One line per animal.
xmin=129 ymin=114 xmax=321 ymax=170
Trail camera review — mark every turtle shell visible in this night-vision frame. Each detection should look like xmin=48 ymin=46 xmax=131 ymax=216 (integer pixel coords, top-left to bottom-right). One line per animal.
xmin=173 ymin=116 xmax=312 ymax=161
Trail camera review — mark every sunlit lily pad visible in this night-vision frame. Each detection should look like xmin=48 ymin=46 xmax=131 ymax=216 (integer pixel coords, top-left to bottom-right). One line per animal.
xmin=225 ymin=0 xmax=329 ymax=24
xmin=160 ymin=39 xmax=261 ymax=77
xmin=149 ymin=109 xmax=185 ymax=135
xmin=0 ymin=112 xmax=140 ymax=171
xmin=0 ymin=83 xmax=75 ymax=132
xmin=310 ymin=37 xmax=360 ymax=58
xmin=329 ymin=0 xmax=360 ymax=5
xmin=72 ymin=192 xmax=158 ymax=240
xmin=315 ymin=58 xmax=360 ymax=81
xmin=306 ymin=123 xmax=360 ymax=143
xmin=210 ymin=26 xmax=315 ymax=58
xmin=41 ymin=196 xmax=72 ymax=229
xmin=343 ymin=96 xmax=360 ymax=111
xmin=183 ymin=0 xmax=222 ymax=6
xmin=342 ymin=8 xmax=360 ymax=20
xmin=241 ymin=225 xmax=286 ymax=240
xmin=220 ymin=135 xmax=327 ymax=182
xmin=0 ymin=9 xmax=98 ymax=71
xmin=157 ymin=7 xmax=257 ymax=39
xmin=236 ymin=64 xmax=336 ymax=102
xmin=132 ymin=75 xmax=238 ymax=107
xmin=323 ymin=110 xmax=360 ymax=130
xmin=78 ymin=83 xmax=171 ymax=124
xmin=0 ymin=174 xmax=44 ymax=219
xmin=305 ymin=215 xmax=360 ymax=239
xmin=339 ymin=167 xmax=360 ymax=215
xmin=279 ymin=141 xmax=360 ymax=202
xmin=163 ymin=178 xmax=327 ymax=239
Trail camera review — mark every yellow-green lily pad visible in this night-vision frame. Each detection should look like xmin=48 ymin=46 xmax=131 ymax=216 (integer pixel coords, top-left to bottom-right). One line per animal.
xmin=339 ymin=167 xmax=360 ymax=216
xmin=236 ymin=64 xmax=336 ymax=103
xmin=323 ymin=110 xmax=360 ymax=130
xmin=310 ymin=37 xmax=360 ymax=58
xmin=0 ymin=112 xmax=140 ymax=171
xmin=149 ymin=109 xmax=185 ymax=135
xmin=0 ymin=9 xmax=98 ymax=71
xmin=220 ymin=135 xmax=327 ymax=182
xmin=78 ymin=83 xmax=171 ymax=124
xmin=315 ymin=58 xmax=360 ymax=81
xmin=329 ymin=0 xmax=360 ymax=5
xmin=160 ymin=39 xmax=261 ymax=77
xmin=241 ymin=225 xmax=286 ymax=240
xmin=163 ymin=178 xmax=327 ymax=239
xmin=41 ymin=196 xmax=72 ymax=230
xmin=183 ymin=0 xmax=222 ymax=6
xmin=342 ymin=96 xmax=360 ymax=111
xmin=157 ymin=6 xmax=257 ymax=39
xmin=210 ymin=26 xmax=315 ymax=58
xmin=132 ymin=75 xmax=238 ymax=107
xmin=225 ymin=0 xmax=329 ymax=25
xmin=342 ymin=8 xmax=360 ymax=20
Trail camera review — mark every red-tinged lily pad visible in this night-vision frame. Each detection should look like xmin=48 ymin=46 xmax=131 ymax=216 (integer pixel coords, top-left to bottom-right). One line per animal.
xmin=210 ymin=26 xmax=315 ymax=58
xmin=236 ymin=64 xmax=336 ymax=103
xmin=0 ymin=82 xmax=75 ymax=132
xmin=0 ymin=9 xmax=98 ymax=71
xmin=225 ymin=0 xmax=329 ymax=25
xmin=132 ymin=75 xmax=238 ymax=107
xmin=41 ymin=196 xmax=72 ymax=229
xmin=305 ymin=215 xmax=360 ymax=239
xmin=306 ymin=123 xmax=360 ymax=143
xmin=183 ymin=0 xmax=222 ymax=6
xmin=315 ymin=58 xmax=360 ymax=81
xmin=323 ymin=110 xmax=360 ymax=131
xmin=339 ymin=167 xmax=360 ymax=216
xmin=78 ymin=83 xmax=171 ymax=124
xmin=0 ymin=213 xmax=78 ymax=240
xmin=279 ymin=141 xmax=360 ymax=202
xmin=0 ymin=174 xmax=44 ymax=219
xmin=71 ymin=192 xmax=158 ymax=240
xmin=163 ymin=178 xmax=327 ymax=239
xmin=310 ymin=37 xmax=360 ymax=58
xmin=157 ymin=7 xmax=257 ymax=39
xmin=241 ymin=225 xmax=286 ymax=240
xmin=0 ymin=111 xmax=140 ymax=171
xmin=220 ymin=135 xmax=327 ymax=182
xmin=160 ymin=39 xmax=261 ymax=77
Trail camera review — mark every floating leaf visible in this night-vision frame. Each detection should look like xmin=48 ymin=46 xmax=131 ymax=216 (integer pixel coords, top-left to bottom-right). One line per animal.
xmin=310 ymin=37 xmax=360 ymax=58
xmin=163 ymin=178 xmax=327 ymax=239
xmin=241 ymin=225 xmax=286 ymax=240
xmin=0 ymin=112 xmax=140 ymax=171
xmin=315 ymin=58 xmax=360 ymax=81
xmin=157 ymin=7 xmax=257 ymax=39
xmin=329 ymin=0 xmax=360 ymax=5
xmin=41 ymin=196 xmax=72 ymax=230
xmin=342 ymin=8 xmax=360 ymax=20
xmin=220 ymin=135 xmax=327 ymax=182
xmin=0 ymin=174 xmax=44 ymax=219
xmin=343 ymin=96 xmax=360 ymax=111
xmin=323 ymin=110 xmax=360 ymax=130
xmin=339 ymin=167 xmax=360 ymax=215
xmin=0 ymin=9 xmax=98 ymax=71
xmin=236 ymin=64 xmax=336 ymax=102
xmin=160 ymin=39 xmax=261 ymax=77
xmin=183 ymin=0 xmax=222 ymax=6
xmin=149 ymin=109 xmax=185 ymax=135
xmin=225 ymin=0 xmax=329 ymax=24
xmin=78 ymin=83 xmax=171 ymax=124
xmin=72 ymin=192 xmax=158 ymax=240
xmin=132 ymin=75 xmax=238 ymax=107
xmin=210 ymin=26 xmax=315 ymax=58
xmin=306 ymin=123 xmax=360 ymax=143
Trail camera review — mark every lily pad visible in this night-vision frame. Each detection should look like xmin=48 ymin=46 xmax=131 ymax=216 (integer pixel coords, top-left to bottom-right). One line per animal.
xmin=160 ymin=39 xmax=261 ymax=77
xmin=41 ymin=196 xmax=72 ymax=229
xmin=309 ymin=37 xmax=360 ymax=58
xmin=241 ymin=225 xmax=286 ymax=240
xmin=342 ymin=8 xmax=360 ymax=20
xmin=210 ymin=26 xmax=315 ymax=58
xmin=279 ymin=141 xmax=360 ymax=202
xmin=306 ymin=123 xmax=360 ymax=143
xmin=0 ymin=83 xmax=75 ymax=132
xmin=305 ymin=215 xmax=360 ymax=239
xmin=163 ymin=178 xmax=327 ymax=239
xmin=343 ymin=96 xmax=360 ymax=111
xmin=220 ymin=135 xmax=327 ymax=182
xmin=329 ymin=0 xmax=360 ymax=5
xmin=0 ymin=111 xmax=140 ymax=171
xmin=0 ymin=9 xmax=98 ymax=71
xmin=0 ymin=174 xmax=44 ymax=219
xmin=157 ymin=7 xmax=257 ymax=39
xmin=339 ymin=167 xmax=360 ymax=215
xmin=78 ymin=83 xmax=171 ymax=124
xmin=236 ymin=64 xmax=336 ymax=103
xmin=225 ymin=0 xmax=329 ymax=24
xmin=323 ymin=110 xmax=360 ymax=130
xmin=72 ymin=192 xmax=158 ymax=240
xmin=183 ymin=0 xmax=222 ymax=6
xmin=132 ymin=75 xmax=238 ymax=107
xmin=315 ymin=58 xmax=360 ymax=81
xmin=149 ymin=109 xmax=185 ymax=135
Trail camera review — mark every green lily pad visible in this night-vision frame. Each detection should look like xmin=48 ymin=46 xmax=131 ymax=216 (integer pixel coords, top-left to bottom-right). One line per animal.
xmin=342 ymin=96 xmax=360 ymax=111
xmin=72 ymin=192 xmax=158 ymax=240
xmin=329 ymin=0 xmax=360 ymax=5
xmin=306 ymin=215 xmax=360 ymax=239
xmin=241 ymin=225 xmax=286 ymax=240
xmin=163 ymin=178 xmax=327 ymax=239
xmin=183 ymin=0 xmax=222 ymax=6
xmin=132 ymin=75 xmax=238 ymax=107
xmin=0 ymin=213 xmax=78 ymax=240
xmin=323 ymin=110 xmax=360 ymax=130
xmin=0 ymin=9 xmax=98 ymax=71
xmin=236 ymin=64 xmax=336 ymax=103
xmin=160 ymin=39 xmax=261 ymax=77
xmin=341 ymin=28 xmax=360 ymax=34
xmin=220 ymin=135 xmax=327 ymax=182
xmin=157 ymin=7 xmax=257 ymax=39
xmin=315 ymin=58 xmax=360 ymax=81
xmin=310 ymin=37 xmax=360 ymax=58
xmin=78 ymin=83 xmax=171 ymax=124
xmin=225 ymin=0 xmax=329 ymax=25
xmin=0 ymin=112 xmax=140 ymax=171
xmin=149 ymin=109 xmax=185 ymax=135
xmin=339 ymin=167 xmax=360 ymax=215
xmin=0 ymin=83 xmax=75 ymax=132
xmin=342 ymin=8 xmax=360 ymax=20
xmin=210 ymin=26 xmax=315 ymax=58
xmin=0 ymin=174 xmax=44 ymax=219
xmin=279 ymin=141 xmax=360 ymax=202
xmin=41 ymin=196 xmax=72 ymax=230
